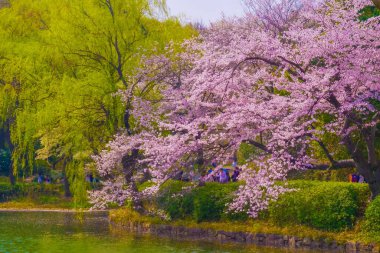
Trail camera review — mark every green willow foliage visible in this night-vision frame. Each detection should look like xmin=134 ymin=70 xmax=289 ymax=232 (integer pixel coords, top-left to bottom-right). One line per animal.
xmin=0 ymin=0 xmax=195 ymax=204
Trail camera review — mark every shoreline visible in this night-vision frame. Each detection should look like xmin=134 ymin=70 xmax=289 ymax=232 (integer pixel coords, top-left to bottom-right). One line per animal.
xmin=112 ymin=220 xmax=379 ymax=253
xmin=109 ymin=209 xmax=379 ymax=253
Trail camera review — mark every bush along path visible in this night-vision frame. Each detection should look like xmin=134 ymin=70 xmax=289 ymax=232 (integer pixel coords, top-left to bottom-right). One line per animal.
xmin=110 ymin=180 xmax=380 ymax=252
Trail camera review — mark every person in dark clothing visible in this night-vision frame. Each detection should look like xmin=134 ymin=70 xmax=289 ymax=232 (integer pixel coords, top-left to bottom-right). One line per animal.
xmin=219 ymin=169 xmax=229 ymax=183
xmin=232 ymin=167 xmax=240 ymax=182
xmin=351 ymin=174 xmax=359 ymax=183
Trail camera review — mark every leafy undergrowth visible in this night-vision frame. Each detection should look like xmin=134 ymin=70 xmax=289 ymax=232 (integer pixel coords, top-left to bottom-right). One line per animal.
xmin=110 ymin=208 xmax=379 ymax=244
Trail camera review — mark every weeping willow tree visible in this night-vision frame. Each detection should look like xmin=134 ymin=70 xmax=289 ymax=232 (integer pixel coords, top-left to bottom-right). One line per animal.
xmin=0 ymin=1 xmax=58 ymax=184
xmin=0 ymin=0 xmax=195 ymax=204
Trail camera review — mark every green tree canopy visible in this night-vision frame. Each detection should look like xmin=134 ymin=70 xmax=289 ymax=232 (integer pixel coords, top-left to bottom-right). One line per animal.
xmin=0 ymin=0 xmax=195 ymax=202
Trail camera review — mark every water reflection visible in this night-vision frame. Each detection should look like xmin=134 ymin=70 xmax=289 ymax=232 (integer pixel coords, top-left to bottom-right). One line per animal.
xmin=0 ymin=211 xmax=314 ymax=253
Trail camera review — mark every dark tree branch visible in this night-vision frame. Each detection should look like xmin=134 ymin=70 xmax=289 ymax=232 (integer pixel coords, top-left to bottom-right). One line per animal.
xmin=233 ymin=56 xmax=305 ymax=82
xmin=307 ymin=159 xmax=356 ymax=170
xmin=365 ymin=112 xmax=379 ymax=167
xmin=310 ymin=124 xmax=336 ymax=166
xmin=326 ymin=93 xmax=341 ymax=109
xmin=113 ymin=35 xmax=128 ymax=87
xmin=243 ymin=139 xmax=272 ymax=154
xmin=233 ymin=57 xmax=280 ymax=75
xmin=103 ymin=0 xmax=115 ymax=20
xmin=359 ymin=113 xmax=378 ymax=168
xmin=278 ymin=56 xmax=306 ymax=73
xmin=315 ymin=138 xmax=336 ymax=165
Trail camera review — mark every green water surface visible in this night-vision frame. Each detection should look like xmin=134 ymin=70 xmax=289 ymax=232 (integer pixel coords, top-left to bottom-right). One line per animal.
xmin=0 ymin=211 xmax=311 ymax=253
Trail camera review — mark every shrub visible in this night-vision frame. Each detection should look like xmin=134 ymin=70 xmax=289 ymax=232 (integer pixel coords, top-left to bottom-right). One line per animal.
xmin=192 ymin=182 xmax=241 ymax=222
xmin=156 ymin=180 xmax=246 ymax=222
xmin=156 ymin=180 xmax=369 ymax=228
xmin=156 ymin=180 xmax=194 ymax=219
xmin=363 ymin=196 xmax=380 ymax=233
xmin=0 ymin=183 xmax=18 ymax=201
xmin=349 ymin=183 xmax=371 ymax=216
xmin=269 ymin=181 xmax=369 ymax=231
xmin=110 ymin=208 xmax=154 ymax=226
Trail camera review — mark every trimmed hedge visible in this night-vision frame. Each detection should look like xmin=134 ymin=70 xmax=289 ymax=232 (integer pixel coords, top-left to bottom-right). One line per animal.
xmin=284 ymin=181 xmax=370 ymax=216
xmin=192 ymin=183 xmax=246 ymax=222
xmin=156 ymin=180 xmax=370 ymax=231
xmin=269 ymin=181 xmax=370 ymax=231
xmin=363 ymin=196 xmax=380 ymax=233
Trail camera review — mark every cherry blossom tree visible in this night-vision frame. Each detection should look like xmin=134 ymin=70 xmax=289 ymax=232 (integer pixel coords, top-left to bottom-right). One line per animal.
xmin=91 ymin=0 xmax=380 ymax=217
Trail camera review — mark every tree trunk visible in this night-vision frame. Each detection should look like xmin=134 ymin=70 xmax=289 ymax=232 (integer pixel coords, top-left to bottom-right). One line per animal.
xmin=196 ymin=149 xmax=205 ymax=173
xmin=372 ymin=0 xmax=380 ymax=10
xmin=354 ymin=163 xmax=380 ymax=200
xmin=62 ymin=161 xmax=72 ymax=198
xmin=9 ymin=170 xmax=15 ymax=185
xmin=354 ymin=162 xmax=380 ymax=200
xmin=340 ymin=122 xmax=380 ymax=200
xmin=124 ymin=110 xmax=132 ymax=136
xmin=3 ymin=127 xmax=15 ymax=185
xmin=63 ymin=176 xmax=71 ymax=198
xmin=367 ymin=167 xmax=380 ymax=200
xmin=122 ymin=149 xmax=143 ymax=213
xmin=369 ymin=180 xmax=380 ymax=200
xmin=122 ymin=109 xmax=145 ymax=212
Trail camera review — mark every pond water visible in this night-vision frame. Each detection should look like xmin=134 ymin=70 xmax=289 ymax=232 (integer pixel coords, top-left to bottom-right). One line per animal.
xmin=0 ymin=211 xmax=310 ymax=253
